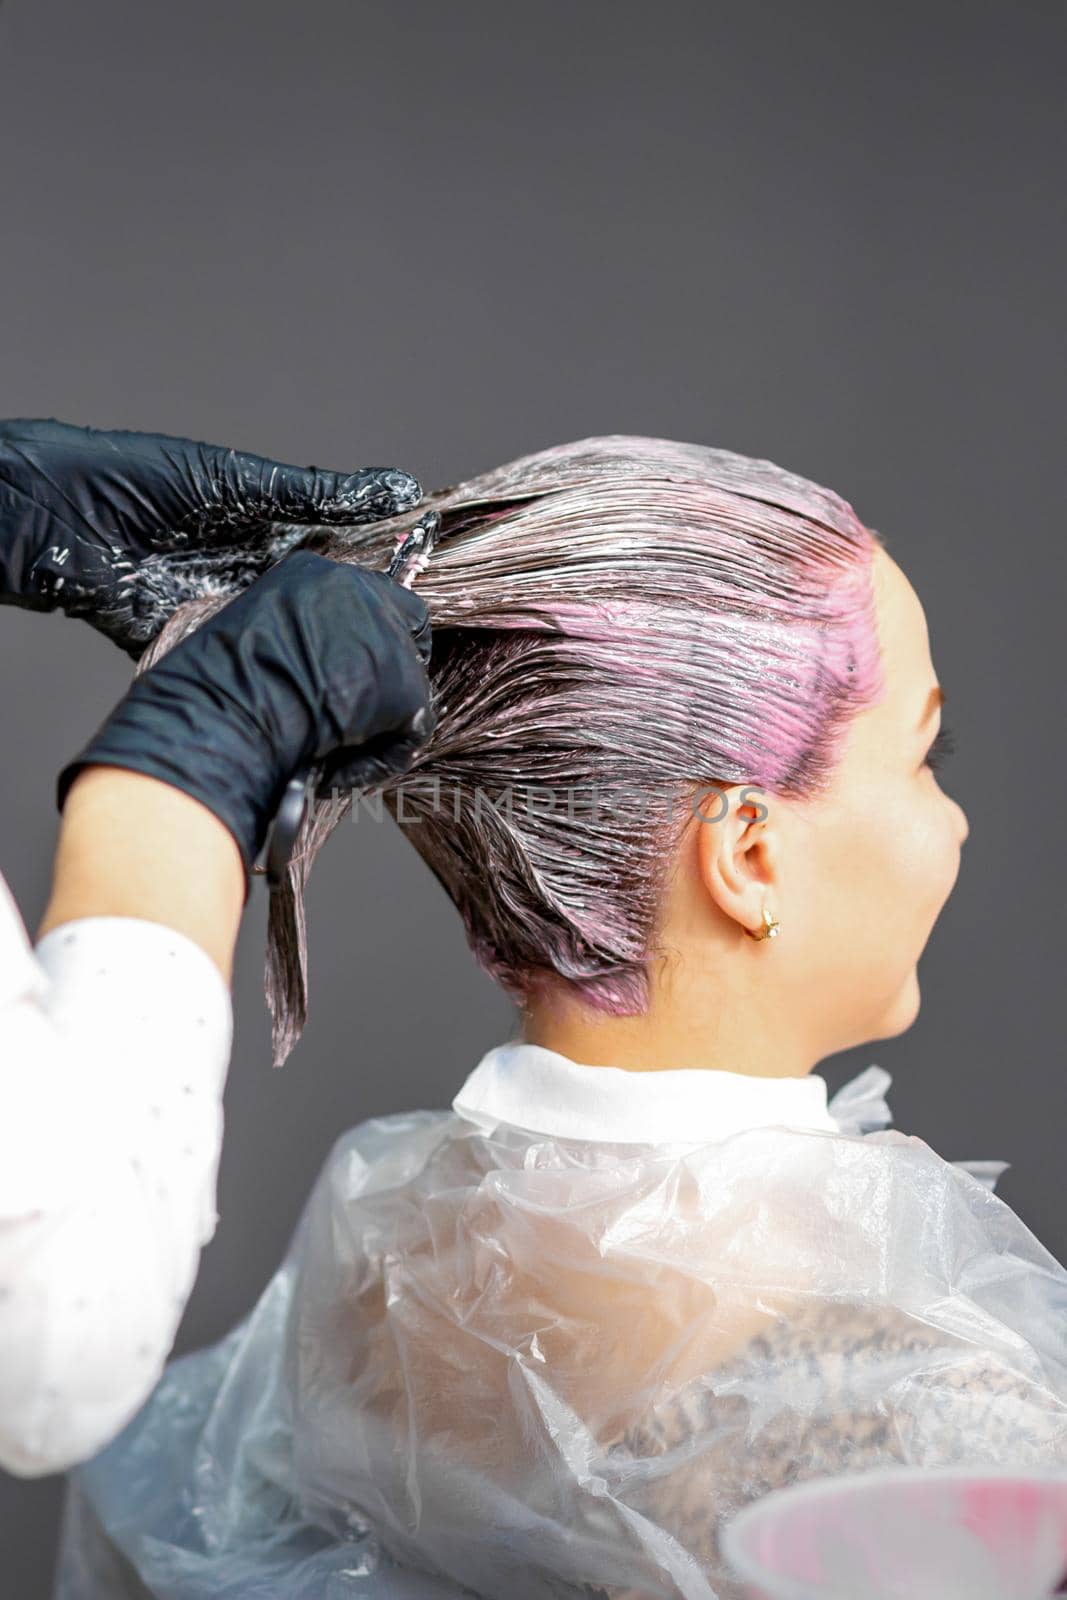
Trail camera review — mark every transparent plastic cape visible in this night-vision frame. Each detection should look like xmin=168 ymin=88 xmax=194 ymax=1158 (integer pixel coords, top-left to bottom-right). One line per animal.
xmin=54 ymin=1066 xmax=1067 ymax=1600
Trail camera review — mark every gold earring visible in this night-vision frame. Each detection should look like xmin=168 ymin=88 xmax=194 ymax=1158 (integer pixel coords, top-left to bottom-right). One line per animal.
xmin=745 ymin=905 xmax=780 ymax=941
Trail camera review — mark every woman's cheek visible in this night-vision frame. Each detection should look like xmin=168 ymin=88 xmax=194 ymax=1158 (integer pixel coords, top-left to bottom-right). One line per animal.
xmin=847 ymin=777 xmax=931 ymax=962
xmin=800 ymin=783 xmax=903 ymax=965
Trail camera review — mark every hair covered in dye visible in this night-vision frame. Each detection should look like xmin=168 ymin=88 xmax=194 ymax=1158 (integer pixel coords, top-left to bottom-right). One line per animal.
xmin=143 ymin=436 xmax=886 ymax=1064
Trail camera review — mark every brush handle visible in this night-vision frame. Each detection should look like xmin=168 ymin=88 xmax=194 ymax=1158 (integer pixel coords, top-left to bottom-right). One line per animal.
xmin=263 ymin=762 xmax=320 ymax=888
xmin=386 ymin=508 xmax=441 ymax=585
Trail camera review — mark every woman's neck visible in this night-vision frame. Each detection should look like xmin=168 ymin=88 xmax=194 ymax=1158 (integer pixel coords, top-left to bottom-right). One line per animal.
xmin=521 ymin=967 xmax=820 ymax=1078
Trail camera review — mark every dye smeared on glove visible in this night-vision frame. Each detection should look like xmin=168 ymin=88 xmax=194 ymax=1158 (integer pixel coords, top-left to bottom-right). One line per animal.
xmin=0 ymin=417 xmax=422 ymax=656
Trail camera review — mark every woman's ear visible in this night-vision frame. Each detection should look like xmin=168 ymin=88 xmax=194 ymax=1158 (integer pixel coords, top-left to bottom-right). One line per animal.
xmin=691 ymin=784 xmax=779 ymax=939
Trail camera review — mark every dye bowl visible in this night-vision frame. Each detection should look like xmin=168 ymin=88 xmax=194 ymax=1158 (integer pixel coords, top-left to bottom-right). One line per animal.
xmin=720 ymin=1466 xmax=1067 ymax=1600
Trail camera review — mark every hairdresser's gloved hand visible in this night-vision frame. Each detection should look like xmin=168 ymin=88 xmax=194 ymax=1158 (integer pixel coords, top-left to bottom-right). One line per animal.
xmin=56 ymin=550 xmax=435 ymax=891
xmin=0 ymin=417 xmax=423 ymax=658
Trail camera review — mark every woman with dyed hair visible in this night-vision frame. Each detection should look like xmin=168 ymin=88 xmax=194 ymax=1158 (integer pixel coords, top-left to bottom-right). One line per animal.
xmin=56 ymin=437 xmax=1067 ymax=1599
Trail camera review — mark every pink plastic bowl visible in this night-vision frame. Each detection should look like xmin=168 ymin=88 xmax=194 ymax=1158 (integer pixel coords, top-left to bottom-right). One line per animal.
xmin=720 ymin=1466 xmax=1067 ymax=1600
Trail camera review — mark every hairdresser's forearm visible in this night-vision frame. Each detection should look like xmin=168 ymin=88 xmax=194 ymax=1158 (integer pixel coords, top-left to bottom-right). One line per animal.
xmin=37 ymin=767 xmax=245 ymax=982
xmin=0 ymin=765 xmax=238 ymax=1475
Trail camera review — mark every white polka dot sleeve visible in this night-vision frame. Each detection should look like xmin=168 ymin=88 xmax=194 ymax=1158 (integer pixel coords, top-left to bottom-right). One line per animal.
xmin=0 ymin=871 xmax=233 ymax=1478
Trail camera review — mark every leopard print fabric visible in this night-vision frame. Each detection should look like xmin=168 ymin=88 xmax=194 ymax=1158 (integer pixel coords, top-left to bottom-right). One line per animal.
xmin=583 ymin=1298 xmax=1067 ymax=1599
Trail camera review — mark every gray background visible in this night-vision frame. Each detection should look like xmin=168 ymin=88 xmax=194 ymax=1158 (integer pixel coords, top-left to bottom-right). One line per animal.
xmin=0 ymin=0 xmax=1063 ymax=1589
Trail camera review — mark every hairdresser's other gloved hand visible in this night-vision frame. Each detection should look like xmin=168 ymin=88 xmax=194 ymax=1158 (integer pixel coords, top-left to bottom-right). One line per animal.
xmin=56 ymin=550 xmax=435 ymax=891
xmin=0 ymin=417 xmax=423 ymax=658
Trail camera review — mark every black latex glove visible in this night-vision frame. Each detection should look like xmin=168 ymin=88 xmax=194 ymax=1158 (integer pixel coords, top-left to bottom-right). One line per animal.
xmin=0 ymin=417 xmax=422 ymax=657
xmin=57 ymin=550 xmax=435 ymax=890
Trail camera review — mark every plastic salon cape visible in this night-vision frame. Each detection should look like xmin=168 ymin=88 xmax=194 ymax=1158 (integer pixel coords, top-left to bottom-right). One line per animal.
xmin=54 ymin=1042 xmax=1067 ymax=1600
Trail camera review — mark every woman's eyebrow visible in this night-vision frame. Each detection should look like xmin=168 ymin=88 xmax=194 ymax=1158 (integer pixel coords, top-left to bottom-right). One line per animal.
xmin=918 ymin=685 xmax=946 ymax=730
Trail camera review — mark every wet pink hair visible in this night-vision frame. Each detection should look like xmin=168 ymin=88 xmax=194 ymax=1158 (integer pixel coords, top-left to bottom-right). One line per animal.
xmin=144 ymin=435 xmax=886 ymax=1064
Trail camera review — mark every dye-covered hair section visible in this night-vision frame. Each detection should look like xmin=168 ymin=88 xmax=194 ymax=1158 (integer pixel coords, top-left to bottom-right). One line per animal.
xmin=144 ymin=436 xmax=886 ymax=1064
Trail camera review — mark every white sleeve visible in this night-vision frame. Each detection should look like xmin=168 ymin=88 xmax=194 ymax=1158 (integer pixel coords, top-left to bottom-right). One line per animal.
xmin=0 ymin=870 xmax=233 ymax=1478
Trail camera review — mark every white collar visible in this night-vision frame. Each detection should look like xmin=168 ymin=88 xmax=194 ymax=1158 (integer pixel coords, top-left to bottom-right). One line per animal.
xmin=452 ymin=1038 xmax=842 ymax=1145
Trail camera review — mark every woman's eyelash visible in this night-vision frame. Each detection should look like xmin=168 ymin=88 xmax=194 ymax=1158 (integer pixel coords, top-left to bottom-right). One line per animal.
xmin=924 ymin=723 xmax=955 ymax=773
